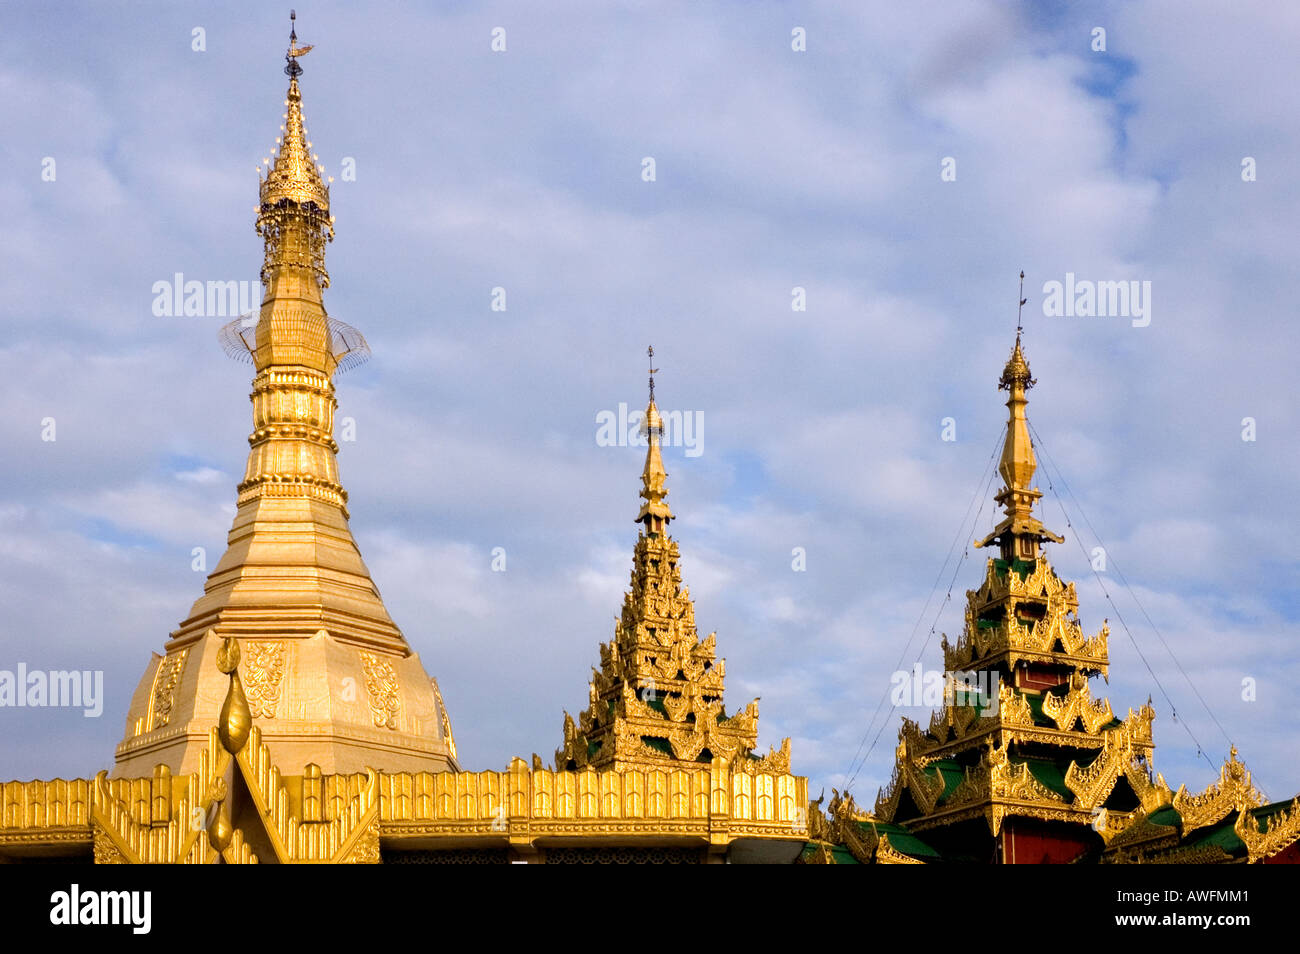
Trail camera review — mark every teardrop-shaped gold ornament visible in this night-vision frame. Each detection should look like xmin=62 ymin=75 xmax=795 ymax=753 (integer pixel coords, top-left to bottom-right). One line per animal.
xmin=219 ymin=672 xmax=252 ymax=753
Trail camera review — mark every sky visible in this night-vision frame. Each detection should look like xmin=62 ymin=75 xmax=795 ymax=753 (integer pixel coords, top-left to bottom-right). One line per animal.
xmin=0 ymin=0 xmax=1297 ymax=811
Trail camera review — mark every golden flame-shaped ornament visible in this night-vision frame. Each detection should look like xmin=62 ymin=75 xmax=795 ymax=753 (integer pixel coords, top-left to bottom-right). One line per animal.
xmin=217 ymin=637 xmax=252 ymax=753
xmin=208 ymin=805 xmax=233 ymax=854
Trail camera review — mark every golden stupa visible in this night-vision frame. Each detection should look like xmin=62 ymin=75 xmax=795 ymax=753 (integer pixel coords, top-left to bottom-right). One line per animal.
xmin=0 ymin=20 xmax=808 ymax=863
xmin=114 ymin=23 xmax=457 ymax=780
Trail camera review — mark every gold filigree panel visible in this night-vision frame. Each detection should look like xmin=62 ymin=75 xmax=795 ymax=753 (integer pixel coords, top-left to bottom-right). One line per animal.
xmin=243 ymin=641 xmax=286 ymax=719
xmin=358 ymin=651 xmax=401 ymax=730
xmin=150 ymin=649 xmax=189 ymax=730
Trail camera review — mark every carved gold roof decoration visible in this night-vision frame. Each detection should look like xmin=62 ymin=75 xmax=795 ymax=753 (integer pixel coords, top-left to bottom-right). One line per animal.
xmin=1099 ymin=747 xmax=1300 ymax=865
xmin=113 ymin=19 xmax=456 ymax=779
xmin=557 ymin=355 xmax=790 ymax=774
xmin=1169 ymin=746 xmax=1264 ymax=832
xmin=800 ymin=790 xmax=939 ymax=864
xmin=943 ymin=556 xmax=1109 ymax=675
xmin=847 ymin=323 xmax=1300 ymax=863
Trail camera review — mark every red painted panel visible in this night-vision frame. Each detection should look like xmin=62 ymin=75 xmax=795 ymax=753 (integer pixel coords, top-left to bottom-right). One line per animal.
xmin=1264 ymin=840 xmax=1300 ymax=864
xmin=1017 ymin=666 xmax=1064 ymax=692
xmin=1003 ymin=820 xmax=1093 ymax=864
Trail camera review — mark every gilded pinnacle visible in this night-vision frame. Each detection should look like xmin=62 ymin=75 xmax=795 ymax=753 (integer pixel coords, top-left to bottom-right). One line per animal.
xmin=259 ymin=77 xmax=331 ymax=214
xmin=997 ymin=337 xmax=1038 ymax=493
xmin=999 ymin=336 xmax=1035 ymax=392
xmin=976 ymin=327 xmax=1062 ymax=555
xmin=256 ymin=14 xmax=333 ymax=294
xmin=635 ymin=350 xmax=673 ymax=532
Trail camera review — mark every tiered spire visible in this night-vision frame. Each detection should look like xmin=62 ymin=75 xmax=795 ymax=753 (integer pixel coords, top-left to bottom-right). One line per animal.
xmin=635 ymin=346 xmax=673 ymax=533
xmin=557 ymin=353 xmax=789 ymax=773
xmin=976 ymin=302 xmax=1063 ymax=561
xmin=824 ymin=291 xmax=1289 ymax=864
xmin=115 ymin=17 xmax=456 ymax=778
xmin=870 ymin=282 xmax=1140 ymax=862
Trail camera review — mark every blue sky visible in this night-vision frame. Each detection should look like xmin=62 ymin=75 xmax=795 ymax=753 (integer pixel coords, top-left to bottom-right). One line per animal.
xmin=0 ymin=1 xmax=1297 ymax=809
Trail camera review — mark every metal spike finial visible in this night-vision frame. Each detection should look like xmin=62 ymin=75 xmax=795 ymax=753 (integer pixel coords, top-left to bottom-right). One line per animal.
xmin=647 ymin=345 xmax=658 ymax=403
xmin=285 ymin=9 xmax=314 ymax=78
xmin=1016 ymin=270 xmax=1027 ymax=339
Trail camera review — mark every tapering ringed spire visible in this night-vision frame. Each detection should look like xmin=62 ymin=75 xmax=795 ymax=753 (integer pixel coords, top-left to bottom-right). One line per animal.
xmin=977 ymin=273 xmax=1062 ymax=560
xmin=636 ymin=346 xmax=674 ymax=534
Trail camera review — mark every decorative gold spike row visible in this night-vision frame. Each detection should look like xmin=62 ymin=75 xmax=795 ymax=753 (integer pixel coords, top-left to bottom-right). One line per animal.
xmin=943 ymin=762 xmax=992 ymax=811
xmin=1061 ymin=704 xmax=1155 ymax=812
xmin=954 ymin=610 xmax=1108 ymax=667
xmin=817 ymin=794 xmax=932 ymax=865
xmin=1138 ymin=843 xmax=1235 ymax=865
xmin=1172 ymin=746 xmax=1265 ymax=833
xmin=221 ymin=828 xmax=260 ymax=865
xmin=970 ymin=556 xmax=1071 ymax=607
xmin=1090 ymin=806 xmax=1142 ymax=846
xmin=988 ymin=741 xmax=1066 ymax=804
xmin=1000 ymin=684 xmax=1035 ymax=727
xmin=1040 ymin=671 xmax=1115 ymax=734
xmin=81 ymin=725 xmax=231 ymax=864
xmin=1126 ymin=758 xmax=1175 ymax=816
xmin=225 ymin=724 xmax=380 ymax=864
xmin=1234 ymin=798 xmax=1300 ymax=864
xmin=874 ymin=766 xmax=904 ymax=822
xmin=877 ymin=834 xmax=925 ymax=864
xmin=876 ymin=733 xmax=947 ymax=818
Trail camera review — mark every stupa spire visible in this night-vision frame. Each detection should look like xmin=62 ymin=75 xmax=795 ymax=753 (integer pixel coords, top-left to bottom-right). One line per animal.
xmin=257 ymin=10 xmax=332 ymax=304
xmin=114 ymin=18 xmax=456 ymax=779
xmin=976 ymin=273 xmax=1063 ymax=561
xmin=636 ymin=346 xmax=673 ymax=534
